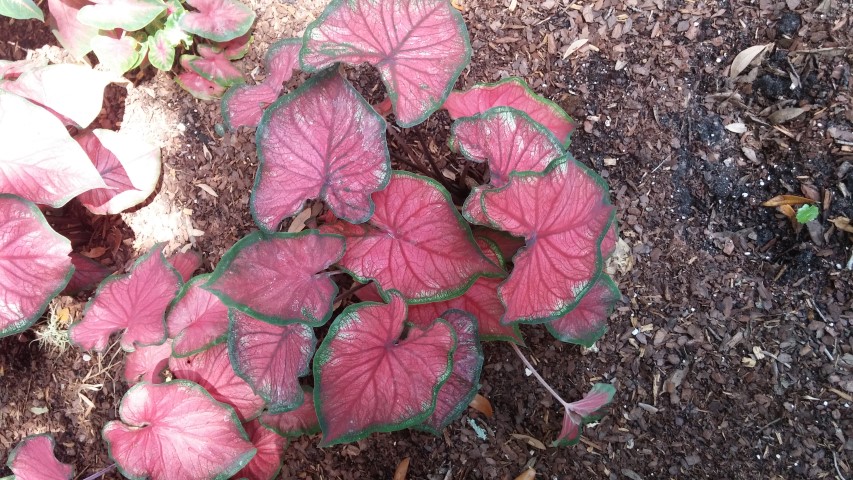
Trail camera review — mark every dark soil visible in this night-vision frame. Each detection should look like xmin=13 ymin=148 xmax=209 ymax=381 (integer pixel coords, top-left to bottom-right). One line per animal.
xmin=2 ymin=0 xmax=852 ymax=479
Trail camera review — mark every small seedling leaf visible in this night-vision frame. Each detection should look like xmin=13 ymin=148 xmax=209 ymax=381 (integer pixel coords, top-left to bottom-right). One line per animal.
xmin=796 ymin=204 xmax=819 ymax=224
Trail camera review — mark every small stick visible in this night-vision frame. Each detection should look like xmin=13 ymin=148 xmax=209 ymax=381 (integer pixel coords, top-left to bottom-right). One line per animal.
xmin=81 ymin=463 xmax=116 ymax=480
xmin=416 ymin=130 xmax=456 ymax=193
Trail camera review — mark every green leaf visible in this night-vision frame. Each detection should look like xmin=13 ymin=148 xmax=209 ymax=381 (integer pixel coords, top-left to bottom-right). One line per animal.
xmin=0 ymin=0 xmax=44 ymax=21
xmin=77 ymin=0 xmax=167 ymax=31
xmin=796 ymin=204 xmax=819 ymax=224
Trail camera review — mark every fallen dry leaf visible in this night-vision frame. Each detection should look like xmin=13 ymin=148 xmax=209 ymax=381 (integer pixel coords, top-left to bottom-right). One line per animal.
xmin=725 ymin=122 xmax=748 ymax=133
xmin=562 ymin=38 xmax=589 ymax=59
xmin=768 ymin=107 xmax=807 ymax=125
xmin=830 ymin=217 xmax=853 ymax=233
xmin=730 ymin=43 xmax=772 ymax=78
xmin=393 ymin=457 xmax=410 ymax=480
xmin=514 ymin=468 xmax=536 ymax=480
xmin=511 ymin=433 xmax=546 ymax=450
xmin=287 ymin=207 xmax=313 ymax=233
xmin=469 ymin=393 xmax=494 ymax=417
xmin=761 ymin=194 xmax=817 ymax=207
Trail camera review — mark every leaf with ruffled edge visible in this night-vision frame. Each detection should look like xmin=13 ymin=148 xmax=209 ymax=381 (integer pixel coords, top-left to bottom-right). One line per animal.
xmin=252 ymin=70 xmax=390 ymax=230
xmin=77 ymin=0 xmax=166 ymax=31
xmin=313 ymin=292 xmax=456 ymax=446
xmin=69 ymin=244 xmax=181 ymax=352
xmin=167 ymin=274 xmax=229 ymax=357
xmin=233 ymin=419 xmax=287 ymax=480
xmin=259 ymin=387 xmax=320 ymax=438
xmin=444 ymin=77 xmax=576 ymax=146
xmin=481 ymin=156 xmax=615 ymax=324
xmin=124 ymin=339 xmax=171 ymax=384
xmin=0 ymin=195 xmax=73 ymax=339
xmin=545 ymin=273 xmax=619 ymax=347
xmin=178 ymin=0 xmax=255 ymax=42
xmin=553 ymin=383 xmax=615 ymax=447
xmin=321 ymin=172 xmax=501 ymax=304
xmin=301 ymin=0 xmax=470 ymax=128
xmin=186 ymin=50 xmax=244 ymax=87
xmin=204 ymin=230 xmax=344 ymax=326
xmin=228 ymin=310 xmax=315 ymax=413
xmin=103 ymin=381 xmax=256 ymax=480
xmin=62 ymin=252 xmax=113 ymax=295
xmin=471 ymin=227 xmax=524 ymax=267
xmin=168 ymin=249 xmax=202 ymax=282
xmin=6 ymin=434 xmax=73 ymax=480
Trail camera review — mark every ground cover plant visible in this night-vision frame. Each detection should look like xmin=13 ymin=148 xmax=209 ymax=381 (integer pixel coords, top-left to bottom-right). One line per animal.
xmin=1 ymin=0 xmax=624 ymax=477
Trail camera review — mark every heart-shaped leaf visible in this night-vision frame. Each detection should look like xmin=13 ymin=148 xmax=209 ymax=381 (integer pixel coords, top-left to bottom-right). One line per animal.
xmin=147 ymin=29 xmax=176 ymax=71
xmin=233 ymin=419 xmax=287 ymax=480
xmin=0 ymin=0 xmax=44 ymax=20
xmin=69 ymin=244 xmax=182 ymax=352
xmin=228 ymin=310 xmax=315 ymax=413
xmin=412 ymin=310 xmax=483 ymax=434
xmin=544 ymin=274 xmax=619 ymax=347
xmin=167 ymin=274 xmax=229 ymax=357
xmin=259 ymin=387 xmax=320 ymax=438
xmin=91 ymin=34 xmax=147 ymax=74
xmin=168 ymin=249 xmax=202 ymax=282
xmin=178 ymin=0 xmax=255 ymax=42
xmin=124 ymin=339 xmax=172 ymax=384
xmin=253 ymin=70 xmax=390 ymax=230
xmin=481 ymin=157 xmax=614 ymax=324
xmin=0 ymin=92 xmax=106 ymax=207
xmin=321 ymin=172 xmax=501 ymax=304
xmin=103 ymin=380 xmax=256 ymax=480
xmin=0 ymin=195 xmax=73 ymax=338
xmin=444 ymin=77 xmax=576 ymax=146
xmin=0 ymin=58 xmax=48 ymax=80
xmin=75 ymin=129 xmax=161 ymax=215
xmin=62 ymin=252 xmax=113 ymax=295
xmin=301 ymin=0 xmax=471 ymax=127
xmin=169 ymin=343 xmax=266 ymax=421
xmin=204 ymin=230 xmax=344 ymax=326
xmin=47 ymin=0 xmax=98 ymax=59
xmin=176 ymin=68 xmax=226 ymax=100
xmin=214 ymin=31 xmax=252 ymax=60
xmin=554 ymin=383 xmax=615 ymax=447
xmin=6 ymin=434 xmax=73 ymax=480
xmin=77 ymin=0 xmax=166 ymax=30
xmin=186 ymin=50 xmax=244 ymax=87
xmin=313 ymin=292 xmax=456 ymax=445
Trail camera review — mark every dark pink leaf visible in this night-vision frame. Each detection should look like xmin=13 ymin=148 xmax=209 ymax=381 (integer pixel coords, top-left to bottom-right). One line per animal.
xmin=411 ymin=310 xmax=483 ymax=434
xmin=103 ymin=381 xmax=256 ymax=479
xmin=221 ymin=81 xmax=280 ymax=131
xmin=123 ymin=339 xmax=171 ymax=384
xmin=169 ymin=343 xmax=266 ymax=421
xmin=259 ymin=388 xmax=320 ymax=437
xmin=47 ymin=0 xmax=98 ymax=59
xmin=6 ymin=434 xmax=74 ymax=480
xmin=62 ymin=252 xmax=113 ymax=295
xmin=76 ymin=0 xmax=167 ymax=31
xmin=187 ymin=51 xmax=244 ymax=87
xmin=372 ymin=97 xmax=392 ymax=116
xmin=0 ymin=195 xmax=73 ymax=338
xmin=264 ymin=37 xmax=300 ymax=86
xmin=545 ymin=274 xmax=619 ymax=347
xmin=69 ymin=244 xmax=181 ymax=352
xmin=321 ymin=172 xmax=500 ymax=304
xmin=554 ymin=383 xmax=615 ymax=447
xmin=302 ymin=0 xmax=471 ymax=127
xmin=0 ymin=91 xmax=106 ymax=207
xmin=233 ymin=419 xmax=287 ymax=480
xmin=214 ymin=31 xmax=252 ymax=60
xmin=314 ymin=292 xmax=455 ymax=445
xmin=471 ymin=227 xmax=524 ymax=267
xmin=204 ymin=230 xmax=344 ymax=326
xmin=75 ymin=129 xmax=161 ymax=215
xmin=444 ymin=77 xmax=576 ymax=146
xmin=253 ymin=70 xmax=390 ymax=229
xmin=176 ymin=68 xmax=226 ymax=100
xmin=178 ymin=0 xmax=255 ymax=42
xmin=168 ymin=249 xmax=202 ymax=282
xmin=166 ymin=274 xmax=229 ymax=357
xmin=481 ymin=158 xmax=614 ymax=324
xmin=229 ymin=310 xmax=315 ymax=413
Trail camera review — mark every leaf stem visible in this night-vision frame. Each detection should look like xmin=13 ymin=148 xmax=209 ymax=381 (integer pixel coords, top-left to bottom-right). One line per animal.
xmin=415 ymin=130 xmax=454 ymax=191
xmin=510 ymin=342 xmax=570 ymax=409
xmin=334 ymin=281 xmax=369 ymax=304
xmin=81 ymin=463 xmax=116 ymax=480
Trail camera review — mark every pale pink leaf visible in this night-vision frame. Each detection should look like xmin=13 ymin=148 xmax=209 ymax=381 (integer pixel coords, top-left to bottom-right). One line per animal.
xmin=91 ymin=33 xmax=146 ymax=74
xmin=178 ymin=0 xmax=255 ymax=42
xmin=6 ymin=434 xmax=73 ymax=480
xmin=221 ymin=81 xmax=280 ymax=131
xmin=176 ymin=68 xmax=226 ymax=100
xmin=47 ymin=0 xmax=98 ymax=59
xmin=259 ymin=388 xmax=320 ymax=437
xmin=124 ymin=339 xmax=172 ymax=384
xmin=187 ymin=51 xmax=244 ymax=87
xmin=167 ymin=274 xmax=229 ymax=357
xmin=233 ymin=419 xmax=287 ymax=480
xmin=167 ymin=249 xmax=202 ymax=282
xmin=554 ymin=383 xmax=615 ymax=447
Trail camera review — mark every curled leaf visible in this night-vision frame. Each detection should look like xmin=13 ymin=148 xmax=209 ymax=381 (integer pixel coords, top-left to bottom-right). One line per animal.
xmin=729 ymin=43 xmax=772 ymax=78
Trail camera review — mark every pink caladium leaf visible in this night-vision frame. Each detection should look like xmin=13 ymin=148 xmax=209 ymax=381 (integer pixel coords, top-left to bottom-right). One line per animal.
xmin=411 ymin=310 xmax=483 ymax=434
xmin=259 ymin=387 xmax=320 ymax=438
xmin=124 ymin=339 xmax=172 ymax=384
xmin=169 ymin=343 xmax=266 ymax=421
xmin=92 ymin=33 xmax=147 ymax=74
xmin=75 ymin=129 xmax=161 ymax=215
xmin=0 ymin=92 xmax=106 ymax=207
xmin=263 ymin=37 xmax=300 ymax=86
xmin=228 ymin=310 xmax=315 ymax=413
xmin=0 ymin=58 xmax=48 ymax=80
xmin=233 ymin=419 xmax=287 ymax=480
xmin=6 ymin=434 xmax=74 ymax=480
xmin=554 ymin=383 xmax=616 ymax=447
xmin=147 ymin=29 xmax=176 ymax=71
xmin=204 ymin=230 xmax=344 ymax=326
xmin=103 ymin=381 xmax=256 ymax=480
xmin=167 ymin=249 xmax=202 ymax=282
xmin=545 ymin=274 xmax=619 ymax=347
xmin=178 ymin=0 xmax=255 ymax=42
xmin=62 ymin=252 xmax=113 ymax=295
xmin=167 ymin=274 xmax=228 ymax=357
xmin=471 ymin=227 xmax=524 ymax=267
xmin=444 ymin=77 xmax=576 ymax=146
xmin=214 ymin=31 xmax=252 ymax=60
xmin=313 ymin=292 xmax=456 ymax=446
xmin=0 ymin=195 xmax=73 ymax=338
xmin=186 ymin=51 xmax=244 ymax=87
xmin=47 ymin=0 xmax=98 ymax=59
xmin=176 ymin=68 xmax=226 ymax=100
xmin=77 ymin=0 xmax=167 ymax=31
xmin=253 ymin=70 xmax=390 ymax=229
xmin=481 ymin=157 xmax=615 ymax=324
xmin=69 ymin=244 xmax=181 ymax=352
xmin=321 ymin=172 xmax=501 ymax=304
xmin=301 ymin=0 xmax=471 ymax=127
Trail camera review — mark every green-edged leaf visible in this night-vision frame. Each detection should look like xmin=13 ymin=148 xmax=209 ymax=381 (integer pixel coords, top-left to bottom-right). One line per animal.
xmin=147 ymin=29 xmax=176 ymax=71
xmin=91 ymin=34 xmax=147 ymax=74
xmin=77 ymin=0 xmax=166 ymax=31
xmin=178 ymin=0 xmax=255 ymax=42
xmin=0 ymin=0 xmax=44 ymax=21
